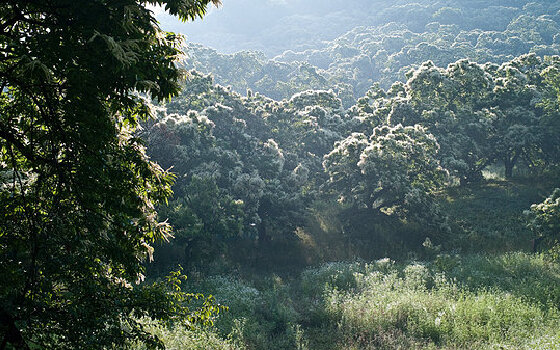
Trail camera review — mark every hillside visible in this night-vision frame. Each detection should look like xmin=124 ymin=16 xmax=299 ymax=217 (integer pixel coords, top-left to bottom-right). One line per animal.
xmin=168 ymin=1 xmax=560 ymax=104
xmin=3 ymin=1 xmax=559 ymax=349
xmin=139 ymin=2 xmax=560 ymax=348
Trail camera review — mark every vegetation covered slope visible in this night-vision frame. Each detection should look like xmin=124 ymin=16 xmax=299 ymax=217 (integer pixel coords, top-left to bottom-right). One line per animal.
xmin=159 ymin=0 xmax=560 ymax=57
xmin=139 ymin=2 xmax=560 ymax=349
xmin=146 ymin=54 xmax=560 ymax=268
xmin=178 ymin=0 xmax=560 ymax=102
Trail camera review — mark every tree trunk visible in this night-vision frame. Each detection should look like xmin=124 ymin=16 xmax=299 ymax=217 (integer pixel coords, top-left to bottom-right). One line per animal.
xmin=504 ymin=153 xmax=519 ymax=179
xmin=258 ymin=221 xmax=270 ymax=244
xmin=532 ymin=236 xmax=545 ymax=253
xmin=504 ymin=160 xmax=514 ymax=179
xmin=256 ymin=221 xmax=270 ymax=267
xmin=0 ymin=309 xmax=29 ymax=350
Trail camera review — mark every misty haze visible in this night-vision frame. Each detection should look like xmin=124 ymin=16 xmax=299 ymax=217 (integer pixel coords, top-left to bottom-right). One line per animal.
xmin=2 ymin=1 xmax=560 ymax=349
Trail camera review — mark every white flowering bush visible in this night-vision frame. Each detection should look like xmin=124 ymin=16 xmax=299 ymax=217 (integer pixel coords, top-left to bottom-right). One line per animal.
xmin=526 ymin=188 xmax=560 ymax=249
xmin=324 ymin=124 xmax=448 ymax=226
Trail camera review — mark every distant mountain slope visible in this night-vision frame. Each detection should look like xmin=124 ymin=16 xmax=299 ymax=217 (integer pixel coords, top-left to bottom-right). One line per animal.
xmin=176 ymin=1 xmax=560 ymax=104
xmin=157 ymin=0 xmax=560 ymax=57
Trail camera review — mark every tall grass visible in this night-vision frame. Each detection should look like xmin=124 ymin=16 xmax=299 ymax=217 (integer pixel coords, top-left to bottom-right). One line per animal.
xmin=320 ymin=256 xmax=560 ymax=349
xmin=150 ymin=252 xmax=560 ymax=349
xmin=132 ymin=320 xmax=241 ymax=350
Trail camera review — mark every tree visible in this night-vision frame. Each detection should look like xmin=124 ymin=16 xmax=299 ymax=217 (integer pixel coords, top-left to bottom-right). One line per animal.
xmin=488 ymin=55 xmax=545 ymax=178
xmin=526 ymin=188 xmax=560 ymax=250
xmin=358 ymin=56 xmax=555 ymax=183
xmin=539 ymin=56 xmax=560 ymax=168
xmin=404 ymin=59 xmax=494 ymax=184
xmin=323 ymin=124 xmax=448 ymax=227
xmin=0 ymin=0 xmax=222 ymax=348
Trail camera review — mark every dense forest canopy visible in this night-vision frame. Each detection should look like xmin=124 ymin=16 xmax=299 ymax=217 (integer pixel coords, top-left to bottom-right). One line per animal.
xmin=2 ymin=0 xmax=560 ymax=349
xmin=146 ymin=53 xmax=560 ymax=264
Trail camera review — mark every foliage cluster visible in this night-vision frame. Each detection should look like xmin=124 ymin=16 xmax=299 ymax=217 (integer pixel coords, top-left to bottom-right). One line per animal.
xmin=146 ymin=72 xmax=338 ymax=263
xmin=527 ymin=188 xmax=560 ymax=249
xmin=0 ymin=0 xmax=223 ymax=348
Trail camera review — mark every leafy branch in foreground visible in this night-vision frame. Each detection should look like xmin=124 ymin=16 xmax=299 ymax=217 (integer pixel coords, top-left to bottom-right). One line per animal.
xmin=0 ymin=0 xmax=221 ymax=348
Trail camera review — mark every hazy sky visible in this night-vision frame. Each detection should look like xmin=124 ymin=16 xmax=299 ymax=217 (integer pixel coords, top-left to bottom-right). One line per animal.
xmin=149 ymin=0 xmax=377 ymax=55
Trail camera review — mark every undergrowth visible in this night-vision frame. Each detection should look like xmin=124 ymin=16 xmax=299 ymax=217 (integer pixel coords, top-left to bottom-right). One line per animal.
xmin=145 ymin=252 xmax=560 ymax=350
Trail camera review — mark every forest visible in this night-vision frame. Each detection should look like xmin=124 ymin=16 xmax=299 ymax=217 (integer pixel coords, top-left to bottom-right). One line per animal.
xmin=1 ymin=0 xmax=560 ymax=349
